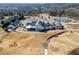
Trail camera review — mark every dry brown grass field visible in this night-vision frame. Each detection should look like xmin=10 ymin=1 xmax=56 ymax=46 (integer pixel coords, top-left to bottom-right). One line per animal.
xmin=65 ymin=23 xmax=79 ymax=29
xmin=48 ymin=29 xmax=79 ymax=55
xmin=0 ymin=24 xmax=79 ymax=55
xmin=0 ymin=28 xmax=64 ymax=55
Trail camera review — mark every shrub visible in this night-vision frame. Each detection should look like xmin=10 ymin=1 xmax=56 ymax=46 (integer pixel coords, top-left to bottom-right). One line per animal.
xmin=9 ymin=42 xmax=17 ymax=47
xmin=68 ymin=48 xmax=79 ymax=55
xmin=0 ymin=47 xmax=3 ymax=52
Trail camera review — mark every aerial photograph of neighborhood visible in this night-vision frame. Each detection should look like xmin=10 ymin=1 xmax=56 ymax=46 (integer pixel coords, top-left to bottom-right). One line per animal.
xmin=0 ymin=3 xmax=79 ymax=55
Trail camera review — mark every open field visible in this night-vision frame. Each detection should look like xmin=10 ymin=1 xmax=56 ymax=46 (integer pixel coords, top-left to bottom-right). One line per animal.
xmin=0 ymin=28 xmax=64 ymax=55
xmin=1 ymin=24 xmax=79 ymax=55
xmin=48 ymin=30 xmax=79 ymax=55
xmin=65 ymin=23 xmax=79 ymax=29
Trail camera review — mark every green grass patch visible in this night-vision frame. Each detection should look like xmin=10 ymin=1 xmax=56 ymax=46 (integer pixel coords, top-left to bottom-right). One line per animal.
xmin=41 ymin=19 xmax=48 ymax=23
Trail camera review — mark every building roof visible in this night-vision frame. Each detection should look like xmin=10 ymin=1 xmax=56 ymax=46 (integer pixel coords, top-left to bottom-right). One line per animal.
xmin=26 ymin=25 xmax=36 ymax=28
xmin=12 ymin=20 xmax=20 ymax=26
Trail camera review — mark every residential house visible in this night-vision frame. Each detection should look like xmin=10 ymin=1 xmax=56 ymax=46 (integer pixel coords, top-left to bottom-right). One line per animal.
xmin=7 ymin=20 xmax=21 ymax=31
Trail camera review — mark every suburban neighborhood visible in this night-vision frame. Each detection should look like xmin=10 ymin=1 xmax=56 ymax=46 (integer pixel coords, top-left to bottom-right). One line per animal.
xmin=0 ymin=3 xmax=79 ymax=55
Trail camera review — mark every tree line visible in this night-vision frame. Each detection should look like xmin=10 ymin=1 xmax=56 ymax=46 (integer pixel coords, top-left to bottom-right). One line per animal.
xmin=49 ymin=8 xmax=79 ymax=19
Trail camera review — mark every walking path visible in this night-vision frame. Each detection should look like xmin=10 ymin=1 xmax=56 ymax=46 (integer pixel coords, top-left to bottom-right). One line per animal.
xmin=44 ymin=31 xmax=66 ymax=55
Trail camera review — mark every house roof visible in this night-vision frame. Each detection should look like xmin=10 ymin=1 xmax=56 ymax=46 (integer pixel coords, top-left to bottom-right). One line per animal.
xmin=12 ymin=20 xmax=20 ymax=26
xmin=26 ymin=25 xmax=36 ymax=28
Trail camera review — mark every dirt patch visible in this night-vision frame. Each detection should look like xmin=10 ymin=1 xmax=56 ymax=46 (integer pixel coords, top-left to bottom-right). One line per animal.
xmin=68 ymin=48 xmax=79 ymax=55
